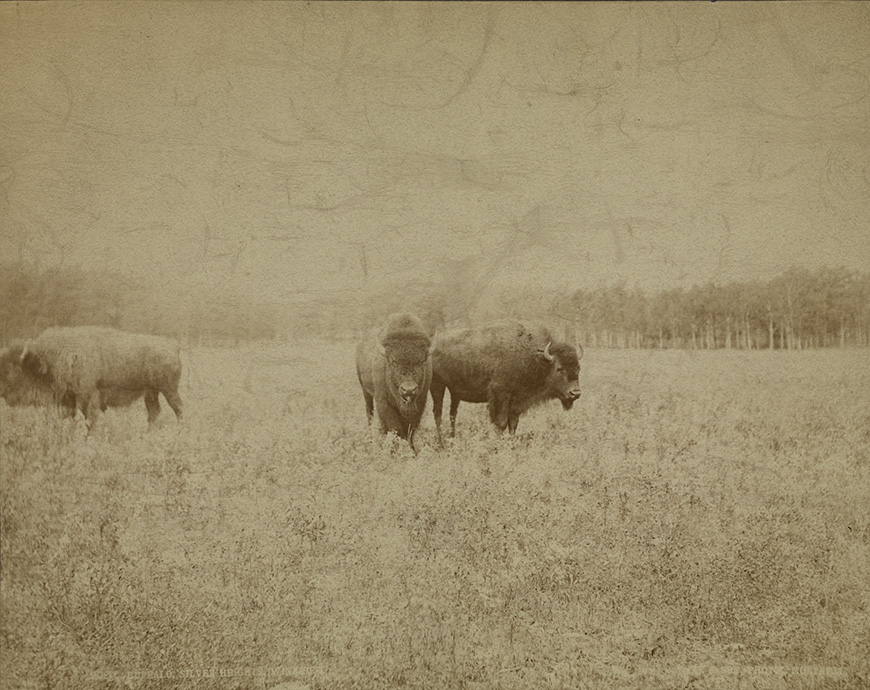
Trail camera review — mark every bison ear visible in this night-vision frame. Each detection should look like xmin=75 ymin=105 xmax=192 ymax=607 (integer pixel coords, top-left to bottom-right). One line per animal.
xmin=20 ymin=347 xmax=48 ymax=375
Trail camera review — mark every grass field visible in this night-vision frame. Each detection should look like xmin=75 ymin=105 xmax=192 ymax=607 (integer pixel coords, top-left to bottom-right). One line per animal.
xmin=1 ymin=342 xmax=869 ymax=689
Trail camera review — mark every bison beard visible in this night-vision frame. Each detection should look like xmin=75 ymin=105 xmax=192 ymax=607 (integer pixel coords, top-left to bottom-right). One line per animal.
xmin=430 ymin=320 xmax=582 ymax=440
xmin=4 ymin=326 xmax=183 ymax=429
xmin=356 ymin=313 xmax=432 ymax=453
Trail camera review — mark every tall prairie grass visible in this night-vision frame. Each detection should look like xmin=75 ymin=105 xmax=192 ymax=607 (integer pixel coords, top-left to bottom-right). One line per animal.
xmin=1 ymin=343 xmax=868 ymax=689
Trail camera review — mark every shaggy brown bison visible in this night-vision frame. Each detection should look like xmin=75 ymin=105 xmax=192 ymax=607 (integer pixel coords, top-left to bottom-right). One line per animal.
xmin=430 ymin=320 xmax=582 ymax=439
xmin=356 ymin=313 xmax=433 ymax=452
xmin=0 ymin=326 xmax=183 ymax=427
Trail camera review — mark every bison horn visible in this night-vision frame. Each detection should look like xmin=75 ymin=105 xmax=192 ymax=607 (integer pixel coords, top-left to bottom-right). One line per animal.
xmin=542 ymin=341 xmax=554 ymax=362
xmin=19 ymin=346 xmax=27 ymax=363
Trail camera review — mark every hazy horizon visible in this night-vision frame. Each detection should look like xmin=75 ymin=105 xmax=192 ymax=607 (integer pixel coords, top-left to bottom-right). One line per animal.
xmin=2 ymin=2 xmax=869 ymax=307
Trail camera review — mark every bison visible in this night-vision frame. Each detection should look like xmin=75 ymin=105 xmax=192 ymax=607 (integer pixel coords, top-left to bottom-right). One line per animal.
xmin=356 ymin=313 xmax=433 ymax=452
xmin=0 ymin=326 xmax=183 ymax=428
xmin=430 ymin=320 xmax=582 ymax=439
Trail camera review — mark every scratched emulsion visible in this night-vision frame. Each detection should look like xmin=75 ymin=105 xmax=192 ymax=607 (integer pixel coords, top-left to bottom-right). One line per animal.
xmin=1 ymin=3 xmax=868 ymax=314
xmin=1 ymin=4 xmax=870 ymax=690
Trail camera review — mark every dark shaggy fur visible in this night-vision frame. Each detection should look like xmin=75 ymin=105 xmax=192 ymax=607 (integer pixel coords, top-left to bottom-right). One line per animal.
xmin=430 ymin=320 xmax=582 ymax=439
xmin=6 ymin=326 xmax=183 ymax=428
xmin=356 ymin=313 xmax=432 ymax=452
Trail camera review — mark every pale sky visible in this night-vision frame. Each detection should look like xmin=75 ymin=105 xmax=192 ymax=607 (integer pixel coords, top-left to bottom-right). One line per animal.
xmin=1 ymin=2 xmax=869 ymax=304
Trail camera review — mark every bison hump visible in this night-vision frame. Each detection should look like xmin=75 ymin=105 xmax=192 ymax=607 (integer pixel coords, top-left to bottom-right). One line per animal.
xmin=379 ymin=313 xmax=431 ymax=350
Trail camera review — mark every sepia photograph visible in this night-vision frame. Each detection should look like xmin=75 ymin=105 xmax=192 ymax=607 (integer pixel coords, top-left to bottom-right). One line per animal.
xmin=1 ymin=2 xmax=868 ymax=688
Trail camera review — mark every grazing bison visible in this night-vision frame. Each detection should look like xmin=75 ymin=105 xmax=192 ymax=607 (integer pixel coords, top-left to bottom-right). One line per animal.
xmin=430 ymin=320 xmax=582 ymax=439
xmin=0 ymin=326 xmax=183 ymax=427
xmin=356 ymin=313 xmax=433 ymax=452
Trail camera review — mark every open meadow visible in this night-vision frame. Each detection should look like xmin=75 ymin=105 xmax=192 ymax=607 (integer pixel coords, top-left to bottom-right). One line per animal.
xmin=1 ymin=342 xmax=869 ymax=690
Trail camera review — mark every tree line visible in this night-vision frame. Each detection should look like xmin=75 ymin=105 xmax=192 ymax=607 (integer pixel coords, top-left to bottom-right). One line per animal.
xmin=361 ymin=266 xmax=870 ymax=350
xmin=1 ymin=263 xmax=868 ymax=349
xmin=552 ymin=267 xmax=870 ymax=350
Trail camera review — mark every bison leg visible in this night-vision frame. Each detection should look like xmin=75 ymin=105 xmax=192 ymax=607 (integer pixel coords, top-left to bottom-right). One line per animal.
xmin=144 ymin=390 xmax=161 ymax=425
xmin=81 ymin=390 xmax=102 ymax=429
xmin=507 ymin=408 xmax=521 ymax=435
xmin=163 ymin=388 xmax=183 ymax=421
xmin=376 ymin=402 xmax=417 ymax=449
xmin=59 ymin=391 xmax=77 ymax=418
xmin=407 ymin=422 xmax=419 ymax=454
xmin=448 ymin=392 xmax=461 ymax=438
xmin=430 ymin=376 xmax=446 ymax=444
xmin=363 ymin=390 xmax=374 ymax=425
xmin=378 ymin=405 xmax=408 ymax=440
xmin=487 ymin=392 xmax=510 ymax=432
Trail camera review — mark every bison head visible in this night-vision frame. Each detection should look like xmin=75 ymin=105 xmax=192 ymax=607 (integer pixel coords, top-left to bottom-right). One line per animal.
xmin=0 ymin=346 xmax=21 ymax=399
xmin=18 ymin=345 xmax=50 ymax=375
xmin=539 ymin=341 xmax=582 ymax=410
xmin=0 ymin=344 xmax=55 ymax=407
xmin=380 ymin=334 xmax=431 ymax=413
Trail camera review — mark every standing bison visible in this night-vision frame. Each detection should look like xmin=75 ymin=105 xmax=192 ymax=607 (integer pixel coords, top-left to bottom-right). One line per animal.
xmin=0 ymin=326 xmax=183 ymax=428
xmin=430 ymin=320 xmax=582 ymax=439
xmin=356 ymin=313 xmax=433 ymax=452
